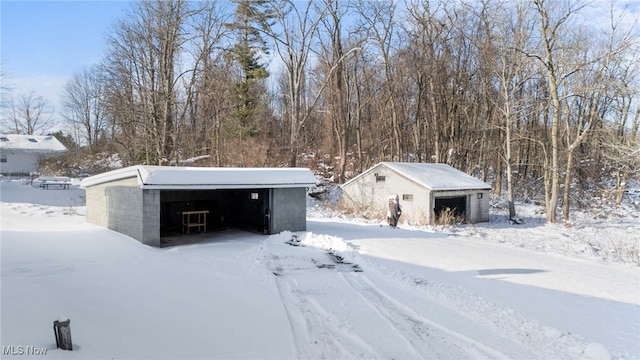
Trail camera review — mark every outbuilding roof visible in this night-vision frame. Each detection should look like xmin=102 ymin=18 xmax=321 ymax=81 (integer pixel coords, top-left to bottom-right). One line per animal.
xmin=81 ymin=165 xmax=317 ymax=190
xmin=343 ymin=162 xmax=491 ymax=191
xmin=0 ymin=134 xmax=67 ymax=153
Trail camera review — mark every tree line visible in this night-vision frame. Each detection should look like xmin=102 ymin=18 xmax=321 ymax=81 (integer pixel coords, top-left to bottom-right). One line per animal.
xmin=2 ymin=0 xmax=639 ymax=223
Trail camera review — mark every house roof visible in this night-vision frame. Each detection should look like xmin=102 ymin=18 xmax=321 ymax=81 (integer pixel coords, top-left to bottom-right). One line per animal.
xmin=343 ymin=162 xmax=491 ymax=191
xmin=81 ymin=165 xmax=317 ymax=190
xmin=0 ymin=134 xmax=67 ymax=153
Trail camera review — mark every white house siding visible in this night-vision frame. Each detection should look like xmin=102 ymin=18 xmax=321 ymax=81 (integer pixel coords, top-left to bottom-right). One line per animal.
xmin=0 ymin=151 xmax=40 ymax=175
xmin=0 ymin=134 xmax=68 ymax=175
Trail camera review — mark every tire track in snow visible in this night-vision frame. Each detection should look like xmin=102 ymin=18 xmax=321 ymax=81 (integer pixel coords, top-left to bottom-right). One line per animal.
xmin=264 ymin=235 xmax=517 ymax=359
xmin=340 ymin=272 xmax=512 ymax=359
xmin=267 ymin=253 xmax=378 ymax=359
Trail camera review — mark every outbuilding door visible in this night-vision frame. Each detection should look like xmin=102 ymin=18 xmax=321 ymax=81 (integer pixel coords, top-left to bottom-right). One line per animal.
xmin=159 ymin=189 xmax=271 ymax=237
xmin=434 ymin=196 xmax=467 ymax=220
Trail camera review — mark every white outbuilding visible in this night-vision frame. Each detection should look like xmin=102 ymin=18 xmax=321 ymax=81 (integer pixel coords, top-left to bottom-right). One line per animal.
xmin=0 ymin=134 xmax=67 ymax=176
xmin=340 ymin=162 xmax=491 ymax=225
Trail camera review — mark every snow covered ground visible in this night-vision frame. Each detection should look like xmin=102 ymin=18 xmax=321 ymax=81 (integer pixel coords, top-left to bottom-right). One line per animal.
xmin=1 ymin=179 xmax=638 ymax=359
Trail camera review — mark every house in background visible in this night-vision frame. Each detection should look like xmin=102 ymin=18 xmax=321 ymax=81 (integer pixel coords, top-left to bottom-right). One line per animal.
xmin=340 ymin=162 xmax=491 ymax=225
xmin=81 ymin=165 xmax=317 ymax=247
xmin=0 ymin=134 xmax=68 ymax=176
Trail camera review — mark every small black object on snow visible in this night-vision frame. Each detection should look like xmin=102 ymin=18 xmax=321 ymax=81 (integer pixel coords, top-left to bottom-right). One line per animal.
xmin=285 ymin=234 xmax=304 ymax=247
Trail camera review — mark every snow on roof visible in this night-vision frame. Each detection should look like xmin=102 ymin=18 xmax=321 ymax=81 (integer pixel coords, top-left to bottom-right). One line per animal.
xmin=0 ymin=134 xmax=67 ymax=153
xmin=384 ymin=162 xmax=490 ymax=190
xmin=81 ymin=165 xmax=317 ymax=190
xmin=344 ymin=162 xmax=491 ymax=191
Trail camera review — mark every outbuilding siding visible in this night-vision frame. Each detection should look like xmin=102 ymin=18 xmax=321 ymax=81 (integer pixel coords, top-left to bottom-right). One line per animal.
xmin=141 ymin=189 xmax=161 ymax=246
xmin=85 ymin=176 xmax=139 ymax=229
xmin=87 ymin=177 xmax=148 ymax=245
xmin=271 ymin=187 xmax=307 ymax=234
xmin=83 ymin=166 xmax=315 ymax=247
xmin=430 ymin=189 xmax=490 ymax=223
xmin=341 ymin=163 xmax=490 ymax=225
xmin=86 ymin=176 xmax=160 ymax=246
xmin=340 ymin=163 xmax=431 ymax=224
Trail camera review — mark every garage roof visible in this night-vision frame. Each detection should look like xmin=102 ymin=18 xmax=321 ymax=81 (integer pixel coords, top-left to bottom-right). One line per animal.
xmin=344 ymin=162 xmax=491 ymax=191
xmin=81 ymin=165 xmax=317 ymax=190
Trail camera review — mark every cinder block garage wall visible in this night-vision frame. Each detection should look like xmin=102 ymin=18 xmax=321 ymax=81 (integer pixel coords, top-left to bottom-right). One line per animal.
xmin=86 ymin=177 xmax=142 ymax=229
xmin=86 ymin=176 xmax=160 ymax=246
xmin=85 ymin=182 xmax=107 ymax=228
xmin=141 ymin=189 xmax=160 ymax=247
xmin=271 ymin=187 xmax=307 ymax=234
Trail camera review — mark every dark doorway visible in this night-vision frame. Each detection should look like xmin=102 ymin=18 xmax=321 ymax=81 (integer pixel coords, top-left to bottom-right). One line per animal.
xmin=159 ymin=189 xmax=270 ymax=238
xmin=434 ymin=196 xmax=467 ymax=219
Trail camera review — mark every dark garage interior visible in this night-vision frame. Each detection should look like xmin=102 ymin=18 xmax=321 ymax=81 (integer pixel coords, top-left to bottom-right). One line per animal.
xmin=434 ymin=196 xmax=467 ymax=220
xmin=160 ymin=189 xmax=270 ymax=239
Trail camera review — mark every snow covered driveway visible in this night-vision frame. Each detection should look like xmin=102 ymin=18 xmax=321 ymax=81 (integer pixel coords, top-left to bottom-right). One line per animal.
xmin=262 ymin=225 xmax=639 ymax=359
xmin=263 ymin=235 xmax=537 ymax=359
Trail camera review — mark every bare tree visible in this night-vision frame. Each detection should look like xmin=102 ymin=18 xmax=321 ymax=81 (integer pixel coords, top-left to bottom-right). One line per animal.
xmin=62 ymin=65 xmax=109 ymax=151
xmin=4 ymin=91 xmax=53 ymax=135
xmin=183 ymin=2 xmax=232 ymax=166
xmin=0 ymin=68 xmax=12 ymax=109
xmin=599 ymin=35 xmax=640 ymax=205
xmin=33 ymin=0 xmax=635 ymax=215
xmin=104 ymin=0 xmax=222 ymax=165
xmin=560 ymin=4 xmax=639 ymax=218
xmin=603 ymin=104 xmax=639 ymax=204
xmin=403 ymin=0 xmax=450 ymax=165
xmin=262 ymin=0 xmax=332 ymax=167
xmin=479 ymin=0 xmax=536 ymax=220
xmin=315 ymin=0 xmax=364 ymax=182
xmin=530 ymin=0 xmax=586 ymax=222
xmin=356 ymin=0 xmax=403 ymax=161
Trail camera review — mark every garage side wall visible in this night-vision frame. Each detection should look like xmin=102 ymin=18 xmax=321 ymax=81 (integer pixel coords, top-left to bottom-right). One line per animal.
xmin=142 ymin=189 xmax=160 ymax=246
xmin=472 ymin=189 xmax=490 ymax=222
xmin=85 ymin=180 xmax=112 ymax=229
xmin=86 ymin=176 xmax=159 ymax=246
xmin=341 ymin=164 xmax=430 ymax=225
xmin=271 ymin=187 xmax=307 ymax=233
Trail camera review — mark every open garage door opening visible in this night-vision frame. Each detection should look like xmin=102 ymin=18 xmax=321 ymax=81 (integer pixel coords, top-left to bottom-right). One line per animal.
xmin=434 ymin=196 xmax=467 ymax=223
xmin=159 ymin=189 xmax=271 ymax=243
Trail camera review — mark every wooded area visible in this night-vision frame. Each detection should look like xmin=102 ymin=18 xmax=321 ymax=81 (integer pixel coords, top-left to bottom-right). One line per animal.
xmin=2 ymin=0 xmax=639 ymax=223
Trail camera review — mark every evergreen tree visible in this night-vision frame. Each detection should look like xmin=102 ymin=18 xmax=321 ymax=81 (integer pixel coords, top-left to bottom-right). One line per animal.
xmin=226 ymin=0 xmax=273 ymax=137
xmin=48 ymin=131 xmax=78 ymax=151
